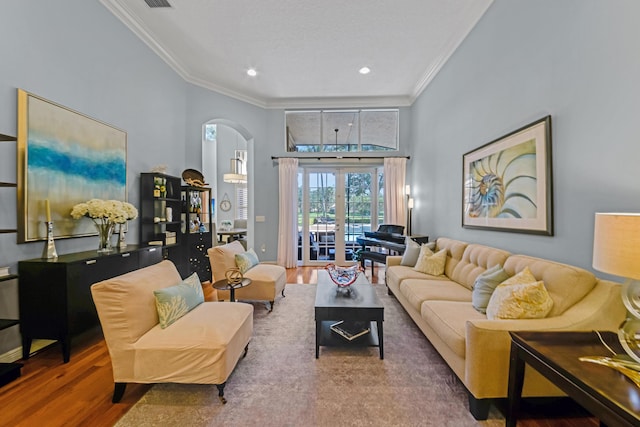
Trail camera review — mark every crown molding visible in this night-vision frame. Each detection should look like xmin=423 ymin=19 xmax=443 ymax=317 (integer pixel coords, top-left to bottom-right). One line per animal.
xmin=410 ymin=0 xmax=494 ymax=101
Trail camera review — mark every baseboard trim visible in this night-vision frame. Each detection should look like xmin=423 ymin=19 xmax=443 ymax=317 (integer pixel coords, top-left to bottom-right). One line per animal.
xmin=0 ymin=340 xmax=56 ymax=363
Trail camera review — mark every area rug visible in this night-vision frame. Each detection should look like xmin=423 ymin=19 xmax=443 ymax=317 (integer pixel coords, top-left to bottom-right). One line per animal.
xmin=116 ymin=283 xmax=505 ymax=426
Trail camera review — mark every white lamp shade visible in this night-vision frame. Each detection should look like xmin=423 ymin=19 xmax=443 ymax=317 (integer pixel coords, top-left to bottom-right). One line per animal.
xmin=593 ymin=213 xmax=640 ymax=279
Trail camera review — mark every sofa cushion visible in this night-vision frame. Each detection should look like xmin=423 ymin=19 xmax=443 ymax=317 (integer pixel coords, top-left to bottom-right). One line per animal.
xmin=434 ymin=238 xmax=469 ymax=278
xmin=450 ymin=243 xmax=511 ymax=290
xmin=154 ymin=272 xmax=205 ymax=328
xmin=504 ymin=255 xmax=597 ymax=316
xmin=414 ymin=247 xmax=447 ymax=275
xmin=386 ymin=265 xmax=450 ymax=290
xmin=400 ymin=279 xmax=472 ymax=312
xmin=235 ymin=248 xmax=260 ymax=273
xmin=472 ymin=265 xmax=510 ymax=314
xmin=421 ymin=301 xmax=486 ymax=359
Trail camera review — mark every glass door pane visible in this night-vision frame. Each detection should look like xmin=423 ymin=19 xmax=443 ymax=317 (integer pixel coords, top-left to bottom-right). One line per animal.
xmin=298 ymin=167 xmax=382 ymax=266
xmin=306 ymin=170 xmax=337 ymax=264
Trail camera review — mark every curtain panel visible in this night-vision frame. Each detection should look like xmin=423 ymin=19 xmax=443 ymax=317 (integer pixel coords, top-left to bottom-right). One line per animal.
xmin=383 ymin=157 xmax=407 ymax=230
xmin=277 ymin=158 xmax=299 ymax=268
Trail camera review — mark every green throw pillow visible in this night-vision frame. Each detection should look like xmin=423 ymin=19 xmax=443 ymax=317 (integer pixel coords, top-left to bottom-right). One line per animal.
xmin=154 ymin=272 xmax=204 ymax=329
xmin=235 ymin=248 xmax=259 ymax=273
xmin=471 ymin=265 xmax=510 ymax=314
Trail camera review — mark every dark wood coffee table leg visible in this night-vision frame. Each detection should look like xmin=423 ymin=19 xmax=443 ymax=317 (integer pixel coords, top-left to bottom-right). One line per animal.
xmin=229 ymin=287 xmax=236 ymax=302
xmin=377 ymin=320 xmax=384 ymax=359
xmin=506 ymin=340 xmax=526 ymax=427
xmin=315 ymin=320 xmax=321 ymax=358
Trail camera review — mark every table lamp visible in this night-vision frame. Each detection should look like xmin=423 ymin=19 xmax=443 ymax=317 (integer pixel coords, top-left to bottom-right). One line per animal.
xmin=591 ymin=213 xmax=640 ymax=370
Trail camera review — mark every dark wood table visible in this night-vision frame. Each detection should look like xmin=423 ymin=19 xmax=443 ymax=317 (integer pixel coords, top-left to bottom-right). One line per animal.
xmin=213 ymin=277 xmax=251 ymax=302
xmin=314 ymin=270 xmax=384 ymax=359
xmin=507 ymin=331 xmax=640 ymax=427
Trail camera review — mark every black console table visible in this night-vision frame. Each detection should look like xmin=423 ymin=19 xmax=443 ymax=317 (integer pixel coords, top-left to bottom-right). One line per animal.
xmin=18 ymin=245 xmax=162 ymax=363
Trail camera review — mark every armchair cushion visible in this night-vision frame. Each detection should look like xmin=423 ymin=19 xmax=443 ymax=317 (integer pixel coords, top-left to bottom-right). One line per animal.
xmin=153 ymin=272 xmax=204 ymax=328
xmin=209 ymin=240 xmax=246 ymax=282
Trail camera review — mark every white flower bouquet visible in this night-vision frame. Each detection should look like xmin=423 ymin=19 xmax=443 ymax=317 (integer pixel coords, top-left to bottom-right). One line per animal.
xmin=71 ymin=199 xmax=138 ymax=252
xmin=70 ymin=199 xmax=138 ymax=224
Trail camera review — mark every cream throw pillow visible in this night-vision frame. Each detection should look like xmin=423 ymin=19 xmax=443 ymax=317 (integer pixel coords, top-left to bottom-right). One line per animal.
xmin=413 ymin=246 xmax=447 ymax=276
xmin=486 ymin=266 xmax=553 ymax=320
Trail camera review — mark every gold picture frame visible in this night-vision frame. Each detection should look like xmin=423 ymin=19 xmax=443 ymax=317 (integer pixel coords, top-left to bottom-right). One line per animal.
xmin=17 ymin=89 xmax=127 ymax=242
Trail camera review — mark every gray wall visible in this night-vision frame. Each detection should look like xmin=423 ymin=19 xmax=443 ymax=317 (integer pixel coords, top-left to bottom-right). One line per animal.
xmin=0 ymin=0 xmax=187 ymax=355
xmin=409 ymin=0 xmax=640 ymax=275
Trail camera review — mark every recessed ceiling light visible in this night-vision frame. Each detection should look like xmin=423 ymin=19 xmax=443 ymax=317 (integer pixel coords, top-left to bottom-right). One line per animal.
xmin=247 ymin=68 xmax=257 ymax=77
xmin=359 ymin=66 xmax=371 ymax=75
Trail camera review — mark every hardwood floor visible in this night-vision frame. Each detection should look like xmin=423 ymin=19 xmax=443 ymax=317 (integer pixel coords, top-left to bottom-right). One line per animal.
xmin=0 ymin=265 xmax=595 ymax=427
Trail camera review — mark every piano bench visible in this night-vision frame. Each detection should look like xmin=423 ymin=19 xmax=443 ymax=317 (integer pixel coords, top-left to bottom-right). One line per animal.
xmin=359 ymin=250 xmax=388 ymax=274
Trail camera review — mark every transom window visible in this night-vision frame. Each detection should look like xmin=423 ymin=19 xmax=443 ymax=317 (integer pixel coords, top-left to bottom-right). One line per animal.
xmin=285 ymin=109 xmax=399 ymax=153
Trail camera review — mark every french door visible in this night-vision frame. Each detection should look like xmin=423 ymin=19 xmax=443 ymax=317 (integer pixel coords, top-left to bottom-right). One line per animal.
xmin=299 ymin=166 xmax=382 ymax=266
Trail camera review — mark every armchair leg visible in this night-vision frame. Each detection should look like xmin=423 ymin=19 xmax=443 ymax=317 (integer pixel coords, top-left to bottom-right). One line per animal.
xmin=112 ymin=382 xmax=127 ymax=403
xmin=243 ymin=343 xmax=249 ymax=358
xmin=216 ymin=382 xmax=227 ymax=404
xmin=281 ymin=289 xmax=286 ymax=297
xmin=268 ymin=301 xmax=274 ymax=312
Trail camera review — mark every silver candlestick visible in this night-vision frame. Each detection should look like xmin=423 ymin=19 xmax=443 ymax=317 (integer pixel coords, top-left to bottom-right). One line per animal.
xmin=42 ymin=221 xmax=58 ymax=259
xmin=118 ymin=223 xmax=127 ymax=249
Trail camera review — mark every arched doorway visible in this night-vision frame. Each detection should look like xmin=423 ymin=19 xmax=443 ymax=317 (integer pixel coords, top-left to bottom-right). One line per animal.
xmin=202 ymin=119 xmax=254 ymax=250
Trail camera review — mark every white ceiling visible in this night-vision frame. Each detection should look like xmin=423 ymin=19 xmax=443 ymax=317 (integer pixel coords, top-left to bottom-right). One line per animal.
xmin=100 ymin=0 xmax=493 ymax=109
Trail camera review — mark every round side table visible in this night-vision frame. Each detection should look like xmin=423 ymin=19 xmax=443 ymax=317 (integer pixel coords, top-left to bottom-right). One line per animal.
xmin=213 ymin=277 xmax=252 ymax=302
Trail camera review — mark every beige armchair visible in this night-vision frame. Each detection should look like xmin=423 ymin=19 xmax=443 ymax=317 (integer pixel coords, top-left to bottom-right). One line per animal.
xmin=90 ymin=260 xmax=253 ymax=403
xmin=208 ymin=240 xmax=286 ymax=311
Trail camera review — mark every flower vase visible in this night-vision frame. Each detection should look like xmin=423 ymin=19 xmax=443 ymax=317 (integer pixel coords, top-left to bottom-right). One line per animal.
xmin=95 ymin=222 xmax=116 ymax=253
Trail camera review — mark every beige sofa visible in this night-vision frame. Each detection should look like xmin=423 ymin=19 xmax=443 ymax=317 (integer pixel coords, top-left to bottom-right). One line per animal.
xmin=385 ymin=237 xmax=626 ymax=420
xmin=91 ymin=260 xmax=254 ymax=403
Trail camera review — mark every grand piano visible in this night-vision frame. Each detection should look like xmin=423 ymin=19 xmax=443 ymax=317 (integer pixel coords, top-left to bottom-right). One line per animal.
xmin=356 ymin=224 xmax=429 ymax=272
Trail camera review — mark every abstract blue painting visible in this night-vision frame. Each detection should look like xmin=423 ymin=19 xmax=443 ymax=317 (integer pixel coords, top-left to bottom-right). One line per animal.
xmin=18 ymin=89 xmax=127 ymax=242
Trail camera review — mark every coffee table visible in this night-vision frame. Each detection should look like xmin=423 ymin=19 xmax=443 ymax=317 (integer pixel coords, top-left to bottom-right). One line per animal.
xmin=314 ymin=269 xmax=384 ymax=359
xmin=507 ymin=331 xmax=640 ymax=427
xmin=213 ymin=277 xmax=252 ymax=302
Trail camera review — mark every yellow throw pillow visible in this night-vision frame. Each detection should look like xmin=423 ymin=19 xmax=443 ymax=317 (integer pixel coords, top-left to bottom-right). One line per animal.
xmin=486 ymin=280 xmax=554 ymax=320
xmin=500 ymin=266 xmax=536 ymax=286
xmin=413 ymin=247 xmax=447 ymax=276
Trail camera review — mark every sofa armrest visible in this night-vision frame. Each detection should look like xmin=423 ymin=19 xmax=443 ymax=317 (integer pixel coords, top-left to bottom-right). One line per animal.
xmin=386 ymin=255 xmax=402 ymax=267
xmin=464 ymin=279 xmax=625 ymax=399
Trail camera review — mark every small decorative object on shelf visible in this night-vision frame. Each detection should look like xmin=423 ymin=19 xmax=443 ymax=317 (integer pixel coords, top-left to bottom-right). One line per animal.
xmin=325 ymin=263 xmax=364 ymax=288
xmin=0 ymin=266 xmax=10 ymax=277
xmin=153 ymin=176 xmax=166 ymax=198
xmin=41 ymin=221 xmax=58 ymax=259
xmin=70 ymin=199 xmax=138 ymax=253
xmin=182 ymin=169 xmax=208 ymax=187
